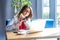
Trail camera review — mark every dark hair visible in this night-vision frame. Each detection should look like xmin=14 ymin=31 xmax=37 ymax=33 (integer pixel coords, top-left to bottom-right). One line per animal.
xmin=18 ymin=5 xmax=32 ymax=19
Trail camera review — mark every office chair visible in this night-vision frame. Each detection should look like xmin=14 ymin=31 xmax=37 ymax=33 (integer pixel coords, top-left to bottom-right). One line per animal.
xmin=45 ymin=19 xmax=55 ymax=28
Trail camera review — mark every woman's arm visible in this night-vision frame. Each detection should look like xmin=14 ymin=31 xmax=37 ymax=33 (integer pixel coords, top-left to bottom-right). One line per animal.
xmin=6 ymin=17 xmax=19 ymax=30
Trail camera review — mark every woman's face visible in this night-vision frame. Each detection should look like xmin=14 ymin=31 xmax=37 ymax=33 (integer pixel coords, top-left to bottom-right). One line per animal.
xmin=23 ymin=7 xmax=30 ymax=17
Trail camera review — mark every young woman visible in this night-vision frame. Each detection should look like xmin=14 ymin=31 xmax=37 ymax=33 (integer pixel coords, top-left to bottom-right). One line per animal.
xmin=16 ymin=5 xmax=33 ymax=30
xmin=6 ymin=5 xmax=33 ymax=31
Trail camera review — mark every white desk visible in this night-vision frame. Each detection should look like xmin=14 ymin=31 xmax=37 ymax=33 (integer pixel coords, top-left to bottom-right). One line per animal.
xmin=6 ymin=28 xmax=60 ymax=40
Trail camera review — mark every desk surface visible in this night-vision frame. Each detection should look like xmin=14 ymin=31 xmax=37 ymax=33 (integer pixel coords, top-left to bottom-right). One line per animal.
xmin=6 ymin=28 xmax=60 ymax=40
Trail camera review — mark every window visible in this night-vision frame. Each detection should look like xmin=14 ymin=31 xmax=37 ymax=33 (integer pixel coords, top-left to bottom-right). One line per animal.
xmin=56 ymin=0 xmax=60 ymax=27
xmin=42 ymin=0 xmax=49 ymax=19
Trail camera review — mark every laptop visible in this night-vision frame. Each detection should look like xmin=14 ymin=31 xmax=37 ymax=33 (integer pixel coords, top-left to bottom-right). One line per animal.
xmin=30 ymin=19 xmax=46 ymax=31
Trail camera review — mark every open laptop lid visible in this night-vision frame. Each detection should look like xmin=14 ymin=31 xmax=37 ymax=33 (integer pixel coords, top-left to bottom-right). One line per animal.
xmin=30 ymin=19 xmax=46 ymax=31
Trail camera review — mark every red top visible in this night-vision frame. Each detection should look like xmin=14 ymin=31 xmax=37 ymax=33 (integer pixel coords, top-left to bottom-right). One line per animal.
xmin=19 ymin=21 xmax=27 ymax=30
